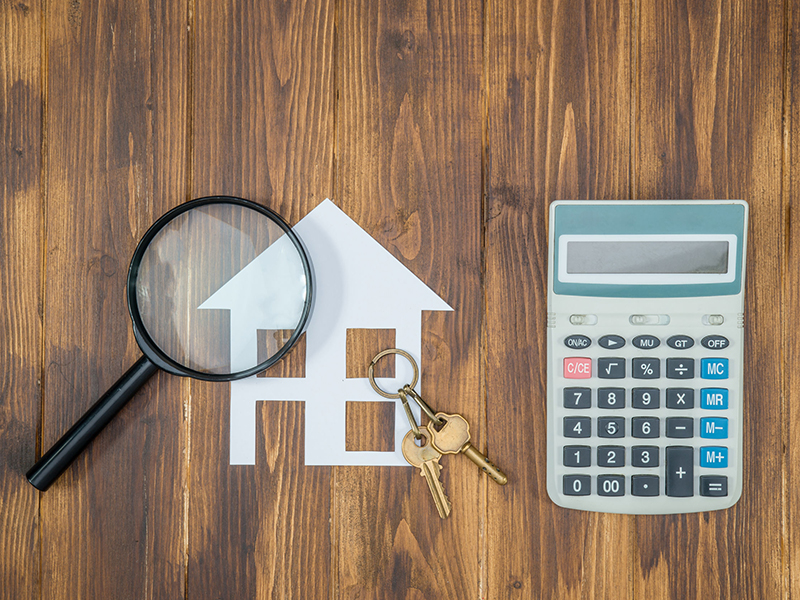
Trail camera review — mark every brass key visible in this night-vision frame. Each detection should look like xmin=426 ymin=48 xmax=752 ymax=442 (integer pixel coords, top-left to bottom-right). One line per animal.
xmin=428 ymin=412 xmax=508 ymax=485
xmin=401 ymin=426 xmax=452 ymax=519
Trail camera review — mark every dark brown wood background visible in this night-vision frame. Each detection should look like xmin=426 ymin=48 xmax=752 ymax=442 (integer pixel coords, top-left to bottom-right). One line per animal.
xmin=0 ymin=0 xmax=796 ymax=598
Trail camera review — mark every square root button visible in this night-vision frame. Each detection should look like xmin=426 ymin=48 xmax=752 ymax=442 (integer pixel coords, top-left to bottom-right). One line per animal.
xmin=564 ymin=357 xmax=592 ymax=379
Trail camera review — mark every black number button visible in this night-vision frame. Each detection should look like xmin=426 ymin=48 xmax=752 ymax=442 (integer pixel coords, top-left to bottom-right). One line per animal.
xmin=598 ymin=357 xmax=626 ymax=379
xmin=564 ymin=416 xmax=591 ymax=438
xmin=598 ymin=417 xmax=625 ymax=438
xmin=597 ymin=387 xmax=625 ymax=409
xmin=632 ymin=357 xmax=660 ymax=379
xmin=563 ymin=474 xmax=591 ymax=496
xmin=666 ymin=358 xmax=695 ymax=379
xmin=633 ymin=335 xmax=660 ymax=349
xmin=702 ymin=335 xmax=730 ymax=350
xmin=666 ymin=417 xmax=694 ymax=438
xmin=666 ymin=388 xmax=694 ymax=409
xmin=632 ymin=388 xmax=660 ymax=409
xmin=564 ymin=387 xmax=591 ymax=409
xmin=632 ymin=417 xmax=660 ymax=438
xmin=597 ymin=474 xmax=625 ymax=497
xmin=632 ymin=475 xmax=660 ymax=496
xmin=632 ymin=445 xmax=660 ymax=467
xmin=597 ymin=445 xmax=625 ymax=467
xmin=564 ymin=445 xmax=591 ymax=467
xmin=599 ymin=334 xmax=626 ymax=349
xmin=667 ymin=335 xmax=694 ymax=350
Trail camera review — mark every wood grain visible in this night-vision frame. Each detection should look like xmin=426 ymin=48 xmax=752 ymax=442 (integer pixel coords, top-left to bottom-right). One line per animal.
xmin=346 ymin=328 xmax=396 ymax=378
xmin=334 ymin=0 xmax=483 ymax=597
xmin=634 ymin=1 xmax=785 ymax=598
xmin=0 ymin=1 xmax=41 ymax=598
xmin=189 ymin=0 xmax=335 ymax=597
xmin=484 ymin=0 xmax=633 ymax=597
xmin=39 ymin=0 xmax=188 ymax=598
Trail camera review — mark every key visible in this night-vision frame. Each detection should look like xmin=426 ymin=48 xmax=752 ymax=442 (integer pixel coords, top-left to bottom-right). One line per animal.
xmin=428 ymin=412 xmax=509 ymax=485
xmin=401 ymin=427 xmax=452 ymax=519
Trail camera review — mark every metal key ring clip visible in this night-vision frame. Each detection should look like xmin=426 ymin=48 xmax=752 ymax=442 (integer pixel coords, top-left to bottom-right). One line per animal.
xmin=368 ymin=348 xmax=419 ymax=398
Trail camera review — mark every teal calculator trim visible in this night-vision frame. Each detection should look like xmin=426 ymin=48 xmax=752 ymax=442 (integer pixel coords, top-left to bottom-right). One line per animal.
xmin=552 ymin=202 xmax=747 ymax=298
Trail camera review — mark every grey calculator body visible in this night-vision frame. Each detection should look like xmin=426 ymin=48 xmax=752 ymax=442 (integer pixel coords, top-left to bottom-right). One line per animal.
xmin=546 ymin=200 xmax=748 ymax=514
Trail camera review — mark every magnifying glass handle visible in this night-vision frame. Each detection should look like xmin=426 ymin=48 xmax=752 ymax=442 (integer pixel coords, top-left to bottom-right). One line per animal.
xmin=26 ymin=355 xmax=159 ymax=491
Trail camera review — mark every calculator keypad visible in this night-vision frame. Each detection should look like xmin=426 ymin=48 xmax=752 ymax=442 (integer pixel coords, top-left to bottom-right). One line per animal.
xmin=553 ymin=330 xmax=736 ymax=510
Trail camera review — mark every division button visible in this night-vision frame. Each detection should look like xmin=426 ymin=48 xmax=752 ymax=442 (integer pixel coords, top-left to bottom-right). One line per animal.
xmin=667 ymin=388 xmax=695 ymax=409
xmin=563 ymin=445 xmax=591 ymax=467
xmin=666 ymin=417 xmax=694 ymax=438
xmin=701 ymin=335 xmax=730 ymax=350
xmin=563 ymin=474 xmax=591 ymax=496
xmin=666 ymin=358 xmax=695 ymax=379
xmin=633 ymin=335 xmax=661 ymax=349
xmin=564 ymin=334 xmax=592 ymax=349
xmin=666 ymin=446 xmax=694 ymax=497
xmin=598 ymin=357 xmax=626 ymax=379
xmin=700 ymin=475 xmax=728 ymax=497
xmin=667 ymin=335 xmax=695 ymax=350
xmin=597 ymin=474 xmax=625 ymax=497
xmin=632 ymin=475 xmax=660 ymax=496
xmin=599 ymin=334 xmax=626 ymax=349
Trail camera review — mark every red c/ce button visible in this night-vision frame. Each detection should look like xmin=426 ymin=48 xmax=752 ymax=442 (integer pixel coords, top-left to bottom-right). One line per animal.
xmin=564 ymin=357 xmax=592 ymax=379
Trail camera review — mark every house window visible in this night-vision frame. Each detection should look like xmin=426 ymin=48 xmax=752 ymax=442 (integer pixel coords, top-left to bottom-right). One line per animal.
xmin=257 ymin=330 xmax=306 ymax=378
xmin=345 ymin=328 xmax=396 ymax=378
xmin=345 ymin=401 xmax=395 ymax=451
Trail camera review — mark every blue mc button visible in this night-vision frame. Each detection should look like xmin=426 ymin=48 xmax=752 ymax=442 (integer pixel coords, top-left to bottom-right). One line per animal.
xmin=701 ymin=357 xmax=729 ymax=379
xmin=700 ymin=417 xmax=728 ymax=439
xmin=701 ymin=446 xmax=728 ymax=468
xmin=701 ymin=388 xmax=728 ymax=410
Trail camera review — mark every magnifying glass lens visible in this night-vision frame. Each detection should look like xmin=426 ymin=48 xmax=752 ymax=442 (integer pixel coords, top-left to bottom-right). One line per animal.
xmin=133 ymin=203 xmax=308 ymax=376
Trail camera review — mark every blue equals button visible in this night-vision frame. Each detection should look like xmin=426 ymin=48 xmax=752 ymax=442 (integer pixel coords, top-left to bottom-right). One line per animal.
xmin=700 ymin=417 xmax=728 ymax=439
xmin=701 ymin=388 xmax=728 ymax=409
xmin=701 ymin=446 xmax=728 ymax=468
xmin=701 ymin=358 xmax=728 ymax=379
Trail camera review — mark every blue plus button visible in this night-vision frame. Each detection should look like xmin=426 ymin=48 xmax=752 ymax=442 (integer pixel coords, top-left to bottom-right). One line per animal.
xmin=700 ymin=417 xmax=728 ymax=439
xmin=701 ymin=388 xmax=728 ymax=410
xmin=701 ymin=358 xmax=728 ymax=379
xmin=701 ymin=446 xmax=728 ymax=468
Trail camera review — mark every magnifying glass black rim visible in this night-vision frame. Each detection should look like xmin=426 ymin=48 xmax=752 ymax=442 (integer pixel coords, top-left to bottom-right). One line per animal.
xmin=126 ymin=195 xmax=313 ymax=382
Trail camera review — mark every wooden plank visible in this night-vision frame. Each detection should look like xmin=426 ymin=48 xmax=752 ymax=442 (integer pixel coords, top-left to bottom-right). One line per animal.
xmin=0 ymin=1 xmax=41 ymax=598
xmin=634 ymin=0 xmax=784 ymax=598
xmin=189 ymin=0 xmax=335 ymax=597
xmin=40 ymin=0 xmax=188 ymax=598
xmin=484 ymin=0 xmax=633 ymax=597
xmin=334 ymin=0 xmax=483 ymax=597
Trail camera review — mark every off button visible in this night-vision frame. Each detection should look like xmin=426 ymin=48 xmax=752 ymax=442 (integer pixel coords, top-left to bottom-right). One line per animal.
xmin=564 ymin=334 xmax=592 ymax=349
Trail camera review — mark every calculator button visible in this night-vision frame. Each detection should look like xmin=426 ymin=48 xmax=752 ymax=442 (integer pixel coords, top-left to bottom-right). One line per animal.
xmin=666 ymin=358 xmax=694 ymax=379
xmin=563 ymin=445 xmax=591 ymax=467
xmin=632 ymin=388 xmax=660 ymax=409
xmin=564 ymin=387 xmax=591 ymax=409
xmin=597 ymin=445 xmax=625 ymax=467
xmin=632 ymin=417 xmax=660 ymax=438
xmin=564 ymin=416 xmax=591 ymax=438
xmin=563 ymin=474 xmax=591 ymax=496
xmin=597 ymin=417 xmax=625 ymax=438
xmin=700 ymin=475 xmax=728 ymax=496
xmin=666 ymin=417 xmax=694 ymax=438
xmin=599 ymin=334 xmax=626 ymax=349
xmin=632 ymin=475 xmax=660 ymax=496
xmin=631 ymin=445 xmax=660 ymax=467
xmin=701 ymin=358 xmax=729 ymax=379
xmin=701 ymin=388 xmax=728 ymax=409
xmin=666 ymin=388 xmax=694 ymax=409
xmin=632 ymin=357 xmax=659 ymax=379
xmin=597 ymin=475 xmax=625 ymax=496
xmin=564 ymin=334 xmax=592 ymax=349
xmin=563 ymin=357 xmax=592 ymax=379
xmin=700 ymin=417 xmax=728 ymax=439
xmin=633 ymin=335 xmax=660 ymax=349
xmin=700 ymin=446 xmax=728 ymax=468
xmin=598 ymin=358 xmax=626 ymax=379
xmin=667 ymin=335 xmax=694 ymax=350
xmin=701 ymin=335 xmax=730 ymax=350
xmin=666 ymin=446 xmax=694 ymax=497
xmin=597 ymin=387 xmax=625 ymax=409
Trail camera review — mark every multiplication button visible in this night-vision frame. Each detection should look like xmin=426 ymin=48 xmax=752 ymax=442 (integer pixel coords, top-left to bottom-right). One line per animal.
xmin=667 ymin=388 xmax=694 ymax=409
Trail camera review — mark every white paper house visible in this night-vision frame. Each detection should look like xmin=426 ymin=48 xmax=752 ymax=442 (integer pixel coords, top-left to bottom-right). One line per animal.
xmin=200 ymin=199 xmax=452 ymax=466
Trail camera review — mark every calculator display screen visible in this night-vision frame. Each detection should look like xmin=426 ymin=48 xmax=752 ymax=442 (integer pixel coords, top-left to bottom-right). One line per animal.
xmin=566 ymin=240 xmax=729 ymax=274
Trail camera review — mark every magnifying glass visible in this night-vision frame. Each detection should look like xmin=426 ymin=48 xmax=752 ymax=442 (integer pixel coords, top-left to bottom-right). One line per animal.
xmin=26 ymin=196 xmax=313 ymax=491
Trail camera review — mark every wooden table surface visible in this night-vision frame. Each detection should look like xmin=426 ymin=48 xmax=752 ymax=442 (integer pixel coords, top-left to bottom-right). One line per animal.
xmin=2 ymin=0 xmax=798 ymax=598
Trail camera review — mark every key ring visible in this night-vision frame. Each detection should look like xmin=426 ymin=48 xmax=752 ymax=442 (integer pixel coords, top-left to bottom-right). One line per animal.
xmin=368 ymin=348 xmax=419 ymax=398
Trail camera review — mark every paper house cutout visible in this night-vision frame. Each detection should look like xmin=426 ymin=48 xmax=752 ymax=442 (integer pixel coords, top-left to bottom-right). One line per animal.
xmin=201 ymin=199 xmax=452 ymax=466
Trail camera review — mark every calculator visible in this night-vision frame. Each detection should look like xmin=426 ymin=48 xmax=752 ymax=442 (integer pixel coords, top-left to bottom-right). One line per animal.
xmin=546 ymin=200 xmax=748 ymax=514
